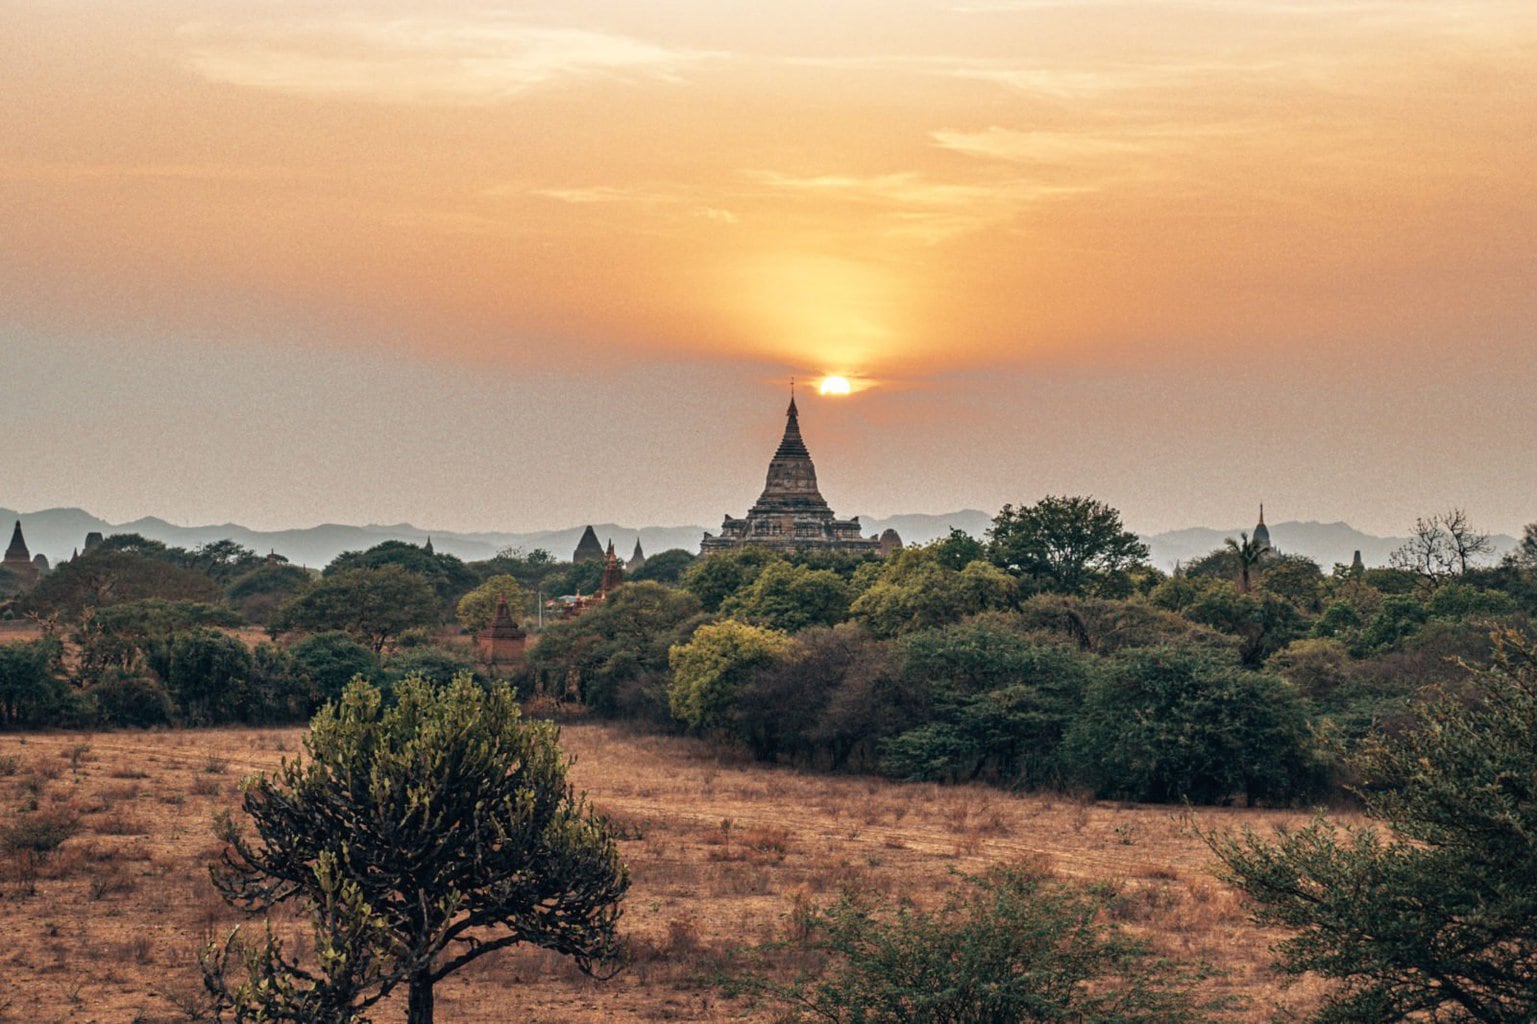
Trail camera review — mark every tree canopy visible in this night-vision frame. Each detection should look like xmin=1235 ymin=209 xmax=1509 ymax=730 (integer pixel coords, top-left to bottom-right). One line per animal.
xmin=205 ymin=675 xmax=628 ymax=1024
xmin=988 ymin=495 xmax=1150 ymax=597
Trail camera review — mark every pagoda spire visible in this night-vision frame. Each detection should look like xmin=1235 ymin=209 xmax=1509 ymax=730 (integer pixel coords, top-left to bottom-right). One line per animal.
xmin=5 ymin=520 xmax=29 ymax=562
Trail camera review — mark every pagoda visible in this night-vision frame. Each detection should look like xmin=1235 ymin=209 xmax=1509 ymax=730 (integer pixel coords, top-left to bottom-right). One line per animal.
xmin=3 ymin=521 xmax=40 ymax=585
xmin=701 ymin=390 xmax=883 ymax=556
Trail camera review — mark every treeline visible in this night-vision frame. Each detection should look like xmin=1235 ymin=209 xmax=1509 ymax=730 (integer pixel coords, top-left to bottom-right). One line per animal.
xmin=3 ymin=500 xmax=1536 ymax=808
xmin=0 ymin=531 xmax=697 ymax=729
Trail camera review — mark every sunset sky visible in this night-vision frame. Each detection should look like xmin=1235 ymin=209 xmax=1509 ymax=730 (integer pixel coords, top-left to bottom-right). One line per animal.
xmin=3 ymin=1 xmax=1534 ymax=538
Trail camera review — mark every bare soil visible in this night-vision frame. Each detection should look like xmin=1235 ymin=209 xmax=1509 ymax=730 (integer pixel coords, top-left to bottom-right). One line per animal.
xmin=0 ymin=722 xmax=1344 ymax=1022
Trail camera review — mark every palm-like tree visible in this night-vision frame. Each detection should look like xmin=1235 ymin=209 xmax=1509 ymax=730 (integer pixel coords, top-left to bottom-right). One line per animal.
xmin=1226 ymin=531 xmax=1264 ymax=594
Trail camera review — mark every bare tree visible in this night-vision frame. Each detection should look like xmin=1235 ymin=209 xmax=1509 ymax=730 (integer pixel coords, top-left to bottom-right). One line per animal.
xmin=1389 ymin=509 xmax=1492 ymax=588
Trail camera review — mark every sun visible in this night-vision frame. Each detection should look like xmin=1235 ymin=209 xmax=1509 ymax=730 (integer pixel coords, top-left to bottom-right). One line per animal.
xmin=818 ymin=375 xmax=852 ymax=396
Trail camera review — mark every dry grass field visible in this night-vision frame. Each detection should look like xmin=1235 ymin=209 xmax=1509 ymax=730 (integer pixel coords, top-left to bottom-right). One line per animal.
xmin=0 ymin=721 xmax=1349 ymax=1022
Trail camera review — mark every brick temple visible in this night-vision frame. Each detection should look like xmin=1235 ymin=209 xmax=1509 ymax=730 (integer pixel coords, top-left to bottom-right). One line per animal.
xmin=700 ymin=390 xmax=893 ymax=556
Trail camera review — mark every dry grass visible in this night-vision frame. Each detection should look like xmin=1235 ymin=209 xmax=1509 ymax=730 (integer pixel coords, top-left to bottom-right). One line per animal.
xmin=0 ymin=723 xmax=1352 ymax=1022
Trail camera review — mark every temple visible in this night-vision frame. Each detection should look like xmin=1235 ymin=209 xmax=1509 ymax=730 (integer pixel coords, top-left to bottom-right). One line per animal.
xmin=475 ymin=595 xmax=527 ymax=672
xmin=701 ymin=390 xmax=889 ymax=556
xmin=3 ymin=520 xmax=40 ymax=586
xmin=572 ymin=525 xmax=605 ymax=563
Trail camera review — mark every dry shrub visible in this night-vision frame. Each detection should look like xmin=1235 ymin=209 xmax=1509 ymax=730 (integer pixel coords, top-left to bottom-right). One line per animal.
xmin=93 ymin=811 xmax=149 ymax=837
xmin=0 ymin=752 xmax=21 ymax=776
xmin=3 ymin=808 xmax=80 ymax=858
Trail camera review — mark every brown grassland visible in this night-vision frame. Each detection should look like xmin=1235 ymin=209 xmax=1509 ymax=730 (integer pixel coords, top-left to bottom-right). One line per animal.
xmin=0 ymin=721 xmax=1347 ymax=1022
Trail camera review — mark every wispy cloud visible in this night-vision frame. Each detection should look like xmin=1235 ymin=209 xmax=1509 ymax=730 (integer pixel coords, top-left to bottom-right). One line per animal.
xmin=519 ymin=184 xmax=739 ymax=225
xmin=179 ymin=16 xmax=723 ymax=104
xmin=741 ymin=170 xmax=1091 ymax=242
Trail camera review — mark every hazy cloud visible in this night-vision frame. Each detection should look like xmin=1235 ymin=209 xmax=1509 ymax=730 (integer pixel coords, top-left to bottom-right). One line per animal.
xmin=179 ymin=16 xmax=722 ymax=104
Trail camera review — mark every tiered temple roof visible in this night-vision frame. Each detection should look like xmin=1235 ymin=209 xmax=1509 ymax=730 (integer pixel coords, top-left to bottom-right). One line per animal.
xmin=573 ymin=525 xmax=605 ymax=563
xmin=701 ymin=391 xmax=883 ymax=556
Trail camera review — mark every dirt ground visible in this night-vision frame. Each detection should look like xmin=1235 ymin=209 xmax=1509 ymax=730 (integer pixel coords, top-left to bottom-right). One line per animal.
xmin=0 ymin=721 xmax=1343 ymax=1022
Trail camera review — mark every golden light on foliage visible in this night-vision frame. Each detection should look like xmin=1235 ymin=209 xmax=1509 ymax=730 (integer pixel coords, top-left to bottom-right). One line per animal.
xmin=818 ymin=375 xmax=852 ymax=396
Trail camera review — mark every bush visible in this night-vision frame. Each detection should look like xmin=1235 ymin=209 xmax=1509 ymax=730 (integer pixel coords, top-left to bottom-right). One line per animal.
xmin=289 ymin=631 xmax=379 ymax=706
xmin=166 ymin=628 xmax=253 ymax=725
xmin=89 ymin=670 xmax=175 ymax=727
xmin=0 ymin=638 xmax=68 ymax=727
xmin=763 ymin=863 xmax=1215 ymax=1024
xmin=1064 ymin=646 xmax=1324 ymax=805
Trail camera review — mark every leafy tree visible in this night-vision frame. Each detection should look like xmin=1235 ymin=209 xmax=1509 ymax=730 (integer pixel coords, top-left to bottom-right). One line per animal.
xmin=730 ymin=625 xmax=883 ymax=764
xmin=628 ymin=548 xmax=696 ymax=585
xmin=380 ymin=646 xmax=476 ymax=690
xmin=204 ymin=675 xmax=628 ymax=1024
xmin=0 ymin=638 xmax=68 ymax=727
xmin=188 ymin=540 xmax=266 ymax=582
xmin=1064 ymin=646 xmax=1321 ymax=805
xmin=681 ymin=546 xmax=778 ymax=612
xmin=166 ymin=628 xmax=253 ymax=725
xmin=455 ymin=575 xmax=529 ymax=634
xmin=879 ymin=621 xmax=1095 ymax=785
xmin=289 ymin=632 xmax=379 ymax=706
xmin=227 ymin=563 xmax=313 ymax=626
xmin=23 ymin=550 xmax=222 ymax=619
xmin=667 ymin=620 xmax=792 ymax=732
xmin=849 ymin=549 xmax=1016 ymax=638
xmin=1209 ymin=631 xmax=1537 ymax=1023
xmin=1503 ymin=522 xmax=1537 ymax=570
xmin=930 ymin=527 xmax=986 ymax=570
xmin=720 ymin=560 xmax=850 ymax=633
xmin=325 ymin=541 xmax=478 ymax=609
xmin=988 ymin=495 xmax=1149 ymax=597
xmin=1259 ymin=554 xmax=1327 ymax=612
xmin=528 ymin=582 xmax=704 ymax=717
xmin=240 ymin=643 xmax=315 ymax=724
xmin=767 ymin=863 xmax=1214 ymax=1024
xmin=1183 ymin=581 xmax=1306 ymax=667
xmin=280 ymin=566 xmax=440 ymax=652
xmin=89 ymin=670 xmax=175 ymax=727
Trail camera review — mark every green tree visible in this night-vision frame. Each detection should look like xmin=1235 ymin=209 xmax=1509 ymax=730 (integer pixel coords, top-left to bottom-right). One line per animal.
xmin=0 ymin=638 xmax=68 ymax=727
xmin=325 ymin=541 xmax=478 ymax=610
xmin=289 ymin=631 xmax=379 ymax=706
xmin=528 ymin=582 xmax=704 ymax=717
xmin=227 ymin=562 xmax=312 ymax=626
xmin=166 ymin=628 xmax=253 ymax=725
xmin=204 ymin=675 xmax=628 ymax=1024
xmin=681 ymin=546 xmax=779 ymax=612
xmin=849 ymin=549 xmax=1016 ymax=638
xmin=23 ymin=550 xmax=222 ymax=620
xmin=280 ymin=566 xmax=439 ymax=652
xmin=720 ymin=560 xmax=850 ymax=633
xmin=768 ymin=863 xmax=1214 ymax=1024
xmin=628 ymin=548 xmax=696 ymax=585
xmin=1225 ymin=532 xmax=1265 ymax=594
xmin=1209 ymin=631 xmax=1537 ymax=1023
xmin=455 ymin=575 xmax=529 ymax=634
xmin=1064 ymin=646 xmax=1321 ymax=805
xmin=667 ymin=619 xmax=792 ymax=732
xmin=931 ymin=527 xmax=986 ymax=570
xmin=988 ymin=496 xmax=1149 ymax=597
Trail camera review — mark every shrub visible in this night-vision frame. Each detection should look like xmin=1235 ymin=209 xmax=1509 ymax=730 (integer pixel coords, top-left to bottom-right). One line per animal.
xmin=763 ymin=863 xmax=1215 ymax=1024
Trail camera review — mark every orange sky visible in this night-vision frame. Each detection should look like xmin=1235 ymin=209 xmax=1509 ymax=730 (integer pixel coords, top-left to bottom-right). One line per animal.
xmin=3 ymin=1 xmax=1535 ymax=536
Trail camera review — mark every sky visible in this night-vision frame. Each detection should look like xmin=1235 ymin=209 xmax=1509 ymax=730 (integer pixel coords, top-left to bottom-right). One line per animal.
xmin=3 ymin=0 xmax=1535 ymax=538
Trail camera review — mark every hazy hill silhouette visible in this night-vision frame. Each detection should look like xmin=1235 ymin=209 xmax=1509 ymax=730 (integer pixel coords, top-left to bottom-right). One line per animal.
xmin=1 ymin=506 xmax=1515 ymax=573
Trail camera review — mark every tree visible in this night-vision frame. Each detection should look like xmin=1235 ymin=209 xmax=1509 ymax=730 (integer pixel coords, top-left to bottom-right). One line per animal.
xmin=628 ymin=548 xmax=696 ymax=585
xmin=988 ymin=496 xmax=1149 ymax=597
xmin=1064 ymin=646 xmax=1321 ymax=805
xmin=1225 ymin=532 xmax=1264 ymax=594
xmin=666 ymin=619 xmax=792 ymax=732
xmin=280 ymin=566 xmax=440 ymax=652
xmin=455 ymin=575 xmax=529 ymax=635
xmin=768 ymin=862 xmax=1214 ymax=1024
xmin=1390 ymin=509 xmax=1493 ymax=589
xmin=849 ymin=549 xmax=1016 ymax=638
xmin=930 ymin=527 xmax=986 ymax=570
xmin=1209 ymin=631 xmax=1537 ymax=1023
xmin=325 ymin=541 xmax=479 ymax=610
xmin=528 ymin=582 xmax=704 ymax=717
xmin=720 ymin=560 xmax=851 ymax=633
xmin=681 ymin=546 xmax=778 ymax=612
xmin=166 ymin=627 xmax=253 ymax=725
xmin=1504 ymin=522 xmax=1537 ymax=570
xmin=204 ymin=675 xmax=628 ymax=1024
xmin=0 ymin=638 xmax=68 ymax=727
xmin=289 ymin=631 xmax=378 ymax=706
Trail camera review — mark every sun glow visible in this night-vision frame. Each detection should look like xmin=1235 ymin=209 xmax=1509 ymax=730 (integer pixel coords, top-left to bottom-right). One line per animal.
xmin=818 ymin=375 xmax=852 ymax=396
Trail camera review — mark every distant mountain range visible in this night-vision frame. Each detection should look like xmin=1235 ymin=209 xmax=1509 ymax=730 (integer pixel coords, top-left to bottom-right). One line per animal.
xmin=1 ymin=506 xmax=1517 ymax=574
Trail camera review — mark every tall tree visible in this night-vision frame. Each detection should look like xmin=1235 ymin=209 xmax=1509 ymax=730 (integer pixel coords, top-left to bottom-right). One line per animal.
xmin=204 ymin=675 xmax=627 ymax=1024
xmin=280 ymin=566 xmax=439 ymax=652
xmin=987 ymin=496 xmax=1149 ymax=597
xmin=1225 ymin=531 xmax=1264 ymax=594
xmin=1390 ymin=508 xmax=1492 ymax=589
xmin=1209 ymin=630 xmax=1537 ymax=1022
